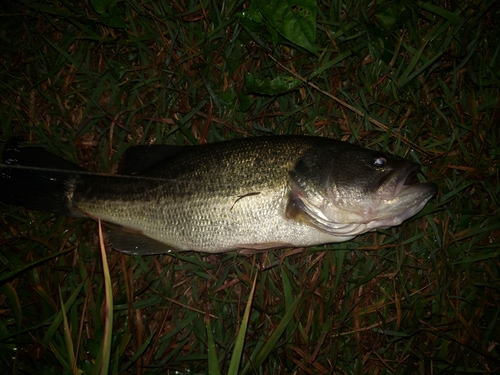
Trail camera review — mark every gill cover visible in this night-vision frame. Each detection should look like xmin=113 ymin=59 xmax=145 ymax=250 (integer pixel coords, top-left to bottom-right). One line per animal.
xmin=285 ymin=144 xmax=370 ymax=237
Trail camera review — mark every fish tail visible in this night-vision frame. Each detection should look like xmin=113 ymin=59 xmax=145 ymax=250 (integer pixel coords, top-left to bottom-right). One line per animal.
xmin=0 ymin=138 xmax=84 ymax=216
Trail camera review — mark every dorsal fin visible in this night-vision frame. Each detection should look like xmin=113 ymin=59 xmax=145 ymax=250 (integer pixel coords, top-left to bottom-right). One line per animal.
xmin=118 ymin=145 xmax=189 ymax=175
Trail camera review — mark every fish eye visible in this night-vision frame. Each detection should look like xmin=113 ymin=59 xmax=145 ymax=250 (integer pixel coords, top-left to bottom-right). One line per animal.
xmin=373 ymin=155 xmax=387 ymax=168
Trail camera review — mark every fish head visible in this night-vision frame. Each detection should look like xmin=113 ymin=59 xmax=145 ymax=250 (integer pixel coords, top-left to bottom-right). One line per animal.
xmin=288 ymin=144 xmax=437 ymax=237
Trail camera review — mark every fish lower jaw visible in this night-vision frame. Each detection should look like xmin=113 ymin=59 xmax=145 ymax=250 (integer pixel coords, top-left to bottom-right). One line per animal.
xmin=323 ymin=216 xmax=410 ymax=238
xmin=317 ymin=200 xmax=430 ymax=237
xmin=364 ymin=199 xmax=431 ymax=230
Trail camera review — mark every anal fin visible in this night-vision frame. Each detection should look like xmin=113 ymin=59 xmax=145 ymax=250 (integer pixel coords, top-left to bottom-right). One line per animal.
xmin=236 ymin=242 xmax=293 ymax=255
xmin=108 ymin=229 xmax=184 ymax=255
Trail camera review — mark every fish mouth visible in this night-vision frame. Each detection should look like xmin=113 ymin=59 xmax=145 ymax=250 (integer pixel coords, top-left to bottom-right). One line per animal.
xmin=404 ymin=169 xmax=419 ymax=186
xmin=374 ymin=162 xmax=436 ymax=199
xmin=369 ymin=162 xmax=437 ymax=226
xmin=400 ymin=166 xmax=437 ymax=200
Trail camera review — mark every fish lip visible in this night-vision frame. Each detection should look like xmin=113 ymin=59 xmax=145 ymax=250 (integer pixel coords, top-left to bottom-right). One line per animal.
xmin=397 ymin=182 xmax=437 ymax=206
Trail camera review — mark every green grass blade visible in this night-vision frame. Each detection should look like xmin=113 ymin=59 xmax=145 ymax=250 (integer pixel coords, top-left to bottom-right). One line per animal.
xmin=205 ymin=316 xmax=222 ymax=375
xmin=59 ymin=288 xmax=77 ymax=373
xmin=42 ymin=281 xmax=85 ymax=346
xmin=418 ymin=2 xmax=464 ymax=25
xmin=227 ymin=273 xmax=258 ymax=375
xmin=243 ymin=291 xmax=303 ymax=373
xmin=118 ymin=332 xmax=155 ymax=373
xmin=1 ymin=283 xmax=22 ymax=331
xmin=0 ymin=246 xmax=75 ymax=284
xmin=96 ymin=220 xmax=113 ymax=375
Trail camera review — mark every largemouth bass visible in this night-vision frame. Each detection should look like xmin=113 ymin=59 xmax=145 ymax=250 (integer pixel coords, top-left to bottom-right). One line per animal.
xmin=0 ymin=136 xmax=436 ymax=254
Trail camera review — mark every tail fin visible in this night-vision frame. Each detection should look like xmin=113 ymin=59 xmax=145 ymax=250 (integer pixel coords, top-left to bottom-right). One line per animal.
xmin=0 ymin=139 xmax=83 ymax=216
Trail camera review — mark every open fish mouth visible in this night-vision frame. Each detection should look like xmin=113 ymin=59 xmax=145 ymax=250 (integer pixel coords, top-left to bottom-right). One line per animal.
xmin=404 ymin=169 xmax=419 ymax=186
xmin=368 ymin=162 xmax=437 ymax=227
xmin=399 ymin=167 xmax=437 ymax=199
xmin=374 ymin=163 xmax=433 ymax=199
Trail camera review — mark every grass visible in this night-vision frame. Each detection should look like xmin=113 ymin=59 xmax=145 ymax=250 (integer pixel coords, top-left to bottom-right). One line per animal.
xmin=0 ymin=0 xmax=499 ymax=373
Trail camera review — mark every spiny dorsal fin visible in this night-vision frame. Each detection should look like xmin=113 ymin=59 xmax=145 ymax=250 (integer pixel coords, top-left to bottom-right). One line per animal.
xmin=118 ymin=145 xmax=189 ymax=175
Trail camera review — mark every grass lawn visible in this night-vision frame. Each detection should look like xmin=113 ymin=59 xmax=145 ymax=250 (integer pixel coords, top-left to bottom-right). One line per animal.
xmin=0 ymin=0 xmax=499 ymax=373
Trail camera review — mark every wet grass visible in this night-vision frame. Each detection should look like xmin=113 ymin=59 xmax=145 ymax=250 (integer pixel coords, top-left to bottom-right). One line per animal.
xmin=0 ymin=0 xmax=499 ymax=373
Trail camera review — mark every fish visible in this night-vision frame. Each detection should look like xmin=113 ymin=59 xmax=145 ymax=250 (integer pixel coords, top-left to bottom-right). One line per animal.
xmin=0 ymin=136 xmax=437 ymax=254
